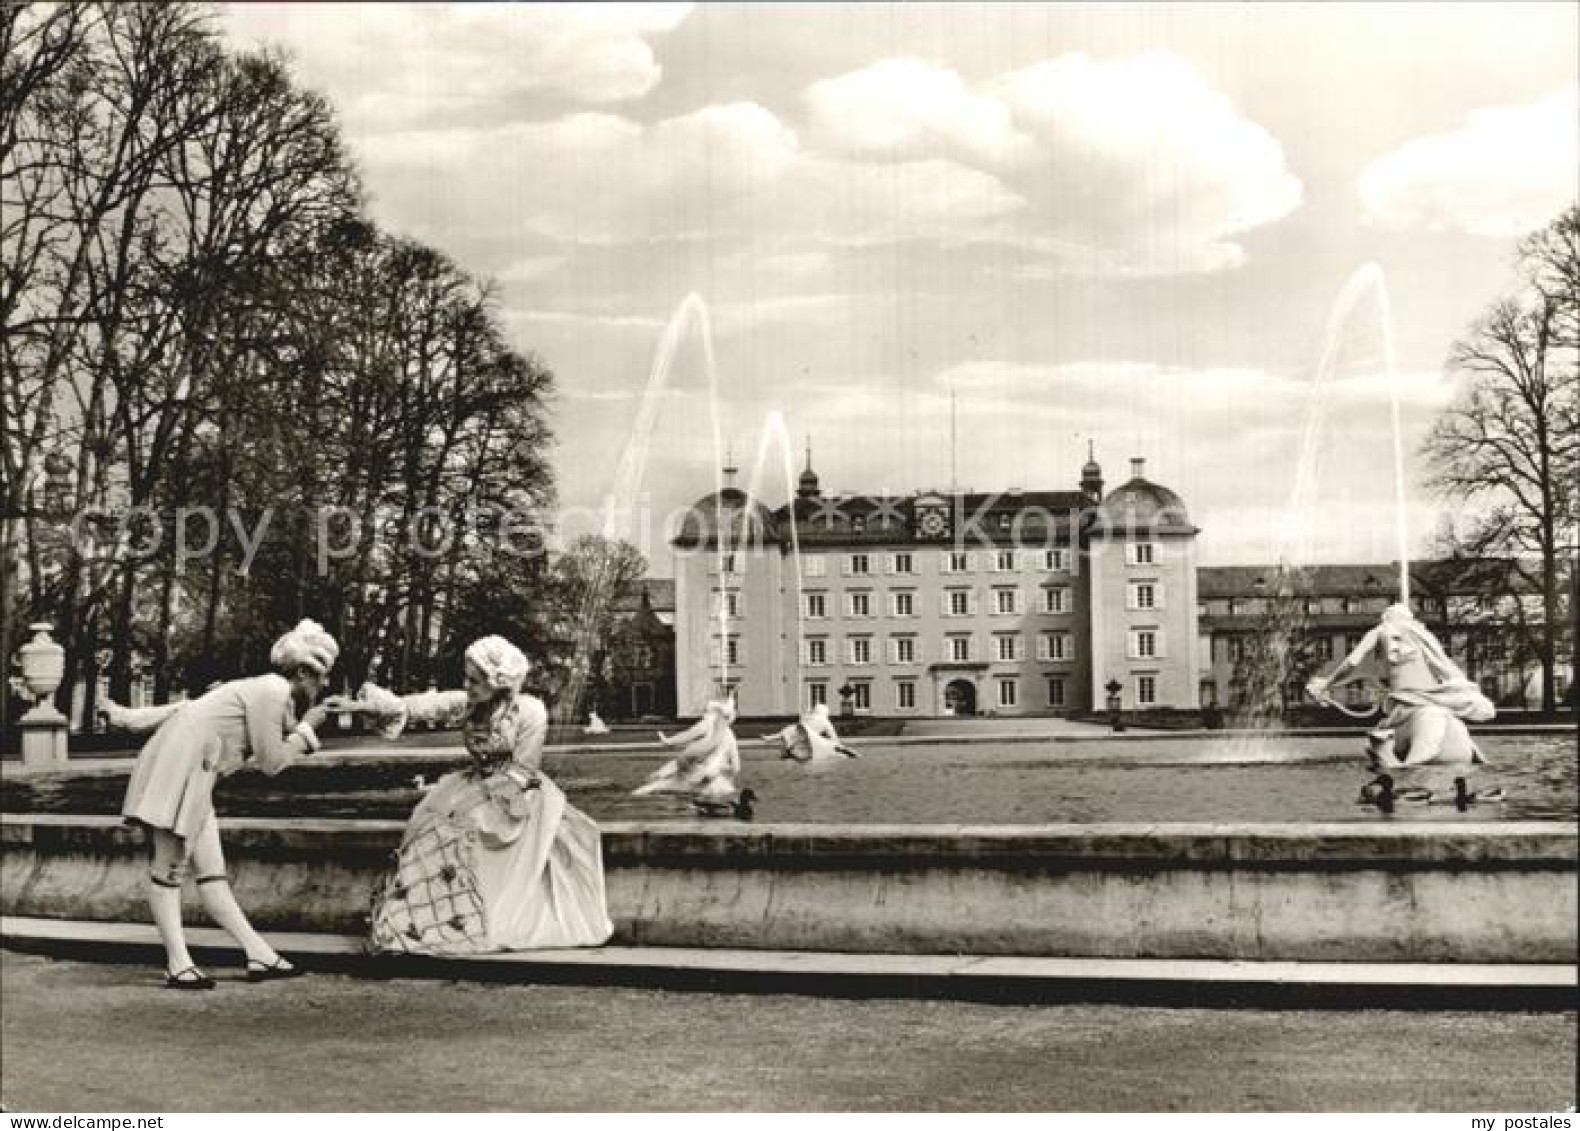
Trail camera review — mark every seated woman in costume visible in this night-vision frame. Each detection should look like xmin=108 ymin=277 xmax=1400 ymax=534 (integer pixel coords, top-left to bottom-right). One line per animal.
xmin=343 ymin=637 xmax=613 ymax=956
xmin=1307 ymin=603 xmax=1495 ymax=766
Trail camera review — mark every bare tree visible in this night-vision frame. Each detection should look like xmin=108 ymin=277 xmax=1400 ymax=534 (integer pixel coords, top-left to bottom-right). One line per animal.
xmin=1421 ymin=206 xmax=1580 ymax=712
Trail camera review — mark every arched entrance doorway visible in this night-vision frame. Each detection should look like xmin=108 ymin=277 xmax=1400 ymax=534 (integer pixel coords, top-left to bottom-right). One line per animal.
xmin=944 ymin=678 xmax=977 ymax=717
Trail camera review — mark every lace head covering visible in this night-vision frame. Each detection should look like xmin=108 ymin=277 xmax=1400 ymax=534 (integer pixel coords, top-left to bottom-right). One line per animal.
xmin=269 ymin=619 xmax=339 ymax=675
xmin=464 ymin=636 xmax=530 ymax=693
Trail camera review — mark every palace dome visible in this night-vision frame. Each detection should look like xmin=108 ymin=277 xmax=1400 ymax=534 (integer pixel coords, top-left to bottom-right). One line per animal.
xmin=673 ymin=487 xmax=781 ymax=548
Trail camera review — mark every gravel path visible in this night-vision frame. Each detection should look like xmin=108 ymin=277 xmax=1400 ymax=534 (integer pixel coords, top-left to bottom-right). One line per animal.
xmin=2 ymin=950 xmax=1573 ymax=1112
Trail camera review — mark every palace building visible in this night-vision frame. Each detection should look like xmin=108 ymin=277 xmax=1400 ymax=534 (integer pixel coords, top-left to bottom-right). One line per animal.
xmin=671 ymin=451 xmax=1202 ymax=718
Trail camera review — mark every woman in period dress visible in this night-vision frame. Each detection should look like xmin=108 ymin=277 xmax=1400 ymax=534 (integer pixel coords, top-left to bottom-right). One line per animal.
xmin=1307 ymin=602 xmax=1496 ymax=766
xmin=351 ymin=636 xmax=613 ymax=955
xmin=120 ymin=619 xmax=337 ymax=989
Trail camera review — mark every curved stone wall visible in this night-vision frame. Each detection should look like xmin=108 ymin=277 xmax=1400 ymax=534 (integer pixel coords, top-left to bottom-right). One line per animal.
xmin=2 ymin=814 xmax=1574 ymax=962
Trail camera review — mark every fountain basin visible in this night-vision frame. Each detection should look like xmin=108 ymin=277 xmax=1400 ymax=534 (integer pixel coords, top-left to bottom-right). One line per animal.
xmin=3 ymin=812 xmax=1574 ymax=963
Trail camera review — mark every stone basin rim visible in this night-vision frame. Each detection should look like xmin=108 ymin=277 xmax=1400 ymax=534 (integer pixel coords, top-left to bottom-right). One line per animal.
xmin=5 ymin=812 xmax=1575 ymax=869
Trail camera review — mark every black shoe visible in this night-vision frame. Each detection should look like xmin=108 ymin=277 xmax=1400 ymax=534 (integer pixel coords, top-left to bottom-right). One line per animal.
xmin=246 ymin=957 xmax=305 ymax=982
xmin=165 ymin=966 xmax=216 ymax=990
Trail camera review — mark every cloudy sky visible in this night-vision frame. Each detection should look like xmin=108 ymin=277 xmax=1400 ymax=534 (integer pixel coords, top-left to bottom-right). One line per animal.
xmin=223 ymin=3 xmax=1577 ymax=570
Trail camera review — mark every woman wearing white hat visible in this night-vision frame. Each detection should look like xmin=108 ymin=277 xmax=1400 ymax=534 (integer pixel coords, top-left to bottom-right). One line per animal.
xmin=349 ymin=635 xmax=613 ymax=955
xmin=120 ymin=619 xmax=338 ymax=989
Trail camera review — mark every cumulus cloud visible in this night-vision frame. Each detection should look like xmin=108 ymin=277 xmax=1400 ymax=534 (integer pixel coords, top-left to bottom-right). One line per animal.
xmin=802 ymin=52 xmax=1303 ymax=273
xmin=806 ymin=57 xmax=1030 ymax=162
xmin=1358 ymin=89 xmax=1579 ymax=237
xmin=223 ymin=3 xmax=691 ymax=130
xmin=359 ymin=103 xmax=1023 ymax=248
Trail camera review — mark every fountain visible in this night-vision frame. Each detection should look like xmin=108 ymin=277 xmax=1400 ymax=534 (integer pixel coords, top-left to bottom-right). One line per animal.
xmin=2 ymin=287 xmax=1574 ymax=983
xmin=1230 ymin=263 xmax=1418 ymax=741
xmin=556 ymin=293 xmax=735 ymax=723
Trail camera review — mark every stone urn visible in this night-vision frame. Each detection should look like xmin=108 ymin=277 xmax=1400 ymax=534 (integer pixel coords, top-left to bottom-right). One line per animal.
xmin=18 ymin=621 xmax=69 ymax=765
xmin=19 ymin=622 xmax=65 ymax=710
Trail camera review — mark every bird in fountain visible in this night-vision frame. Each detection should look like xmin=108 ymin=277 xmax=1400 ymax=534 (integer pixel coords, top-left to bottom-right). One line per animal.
xmin=1359 ymin=773 xmax=1396 ymax=813
xmin=691 ymin=788 xmax=757 ymax=821
xmin=773 ymin=703 xmax=859 ymax=763
xmin=1451 ymin=776 xmax=1507 ymax=811
xmin=634 ymin=697 xmax=751 ymax=811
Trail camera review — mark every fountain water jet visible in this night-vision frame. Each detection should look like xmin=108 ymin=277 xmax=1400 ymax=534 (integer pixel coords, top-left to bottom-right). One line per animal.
xmin=556 ymin=294 xmax=734 ymax=724
xmin=1232 ymin=263 xmax=1413 ymax=737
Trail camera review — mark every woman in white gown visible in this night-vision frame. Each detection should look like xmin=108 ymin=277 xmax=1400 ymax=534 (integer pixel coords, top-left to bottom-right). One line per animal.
xmin=350 ymin=636 xmax=613 ymax=956
xmin=633 ymin=697 xmax=742 ymax=801
xmin=1308 ymin=603 xmax=1495 ymax=766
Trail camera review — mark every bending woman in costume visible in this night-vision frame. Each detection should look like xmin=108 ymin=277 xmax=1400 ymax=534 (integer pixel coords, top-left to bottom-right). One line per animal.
xmin=1306 ymin=603 xmax=1495 ymax=766
xmin=120 ymin=619 xmax=336 ymax=989
xmin=347 ymin=637 xmax=613 ymax=955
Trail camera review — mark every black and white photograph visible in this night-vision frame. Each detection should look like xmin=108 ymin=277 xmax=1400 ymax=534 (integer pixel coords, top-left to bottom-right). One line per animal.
xmin=1 ymin=0 xmax=1576 ymax=1116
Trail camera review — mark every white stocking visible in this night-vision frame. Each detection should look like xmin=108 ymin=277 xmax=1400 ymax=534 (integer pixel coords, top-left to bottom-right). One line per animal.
xmin=190 ymin=816 xmax=277 ymax=965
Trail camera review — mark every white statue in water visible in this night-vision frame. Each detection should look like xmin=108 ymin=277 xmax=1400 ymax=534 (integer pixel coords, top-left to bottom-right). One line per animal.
xmin=1307 ymin=603 xmax=1495 ymax=766
xmin=584 ymin=711 xmax=610 ymax=736
xmin=774 ymin=703 xmax=858 ymax=763
xmin=634 ymin=697 xmax=742 ymax=802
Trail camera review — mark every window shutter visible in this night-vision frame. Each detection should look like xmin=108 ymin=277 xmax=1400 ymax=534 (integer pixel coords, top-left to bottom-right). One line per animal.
xmin=1126 ymin=584 xmax=1138 ymax=611
xmin=1156 ymin=629 xmax=1167 ymax=658
xmin=965 ymin=551 xmax=977 ymax=572
xmin=967 ymin=590 xmax=978 ymax=616
xmin=841 ymin=556 xmax=851 ymax=577
xmin=1154 ymin=583 xmax=1166 ymax=610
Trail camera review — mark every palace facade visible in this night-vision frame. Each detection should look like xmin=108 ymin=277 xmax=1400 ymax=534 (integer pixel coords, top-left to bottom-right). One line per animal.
xmin=672 ymin=452 xmax=1202 ymax=717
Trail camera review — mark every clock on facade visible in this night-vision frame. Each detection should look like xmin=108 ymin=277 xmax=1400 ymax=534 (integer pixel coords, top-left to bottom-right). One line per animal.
xmin=914 ymin=497 xmax=950 ymax=540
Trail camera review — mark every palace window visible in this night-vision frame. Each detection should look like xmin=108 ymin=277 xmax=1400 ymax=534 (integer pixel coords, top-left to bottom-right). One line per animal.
xmin=725 ymin=638 xmax=741 ymax=666
xmin=997 ymin=679 xmax=1018 ymax=708
xmin=1129 ymin=581 xmax=1160 ymax=610
xmin=804 ymin=556 xmax=826 ymax=578
xmin=807 ymin=682 xmax=828 ymax=709
xmin=848 ymin=592 xmax=871 ymax=618
xmin=1043 ymin=587 xmax=1069 ymax=614
xmin=994 ymin=549 xmax=1016 ymax=572
xmin=943 ymin=550 xmax=971 ymax=573
xmin=892 ymin=636 xmax=916 ymax=664
xmin=1039 ymin=633 xmax=1071 ymax=661
xmin=1046 ymin=677 xmax=1066 ymax=708
xmin=804 ymin=593 xmax=826 ymax=619
xmin=1128 ymin=542 xmax=1155 ymax=566
xmin=806 ymin=638 xmax=827 ymax=666
xmin=950 ymin=636 xmax=972 ymax=662
xmin=892 ymin=591 xmax=915 ymax=617
xmin=896 ymin=681 xmax=917 ymax=710
xmin=848 ymin=553 xmax=870 ymax=576
xmin=1043 ymin=548 xmax=1069 ymax=572
xmin=995 ymin=634 xmax=1019 ymax=662
xmin=1136 ymin=674 xmax=1157 ymax=706
xmin=993 ymin=588 xmax=1018 ymax=615
xmin=850 ymin=682 xmax=871 ymax=712
xmin=1131 ymin=629 xmax=1159 ymax=659
xmin=891 ymin=552 xmax=914 ymax=574
xmin=947 ymin=589 xmax=971 ymax=617
xmin=850 ymin=637 xmax=872 ymax=665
